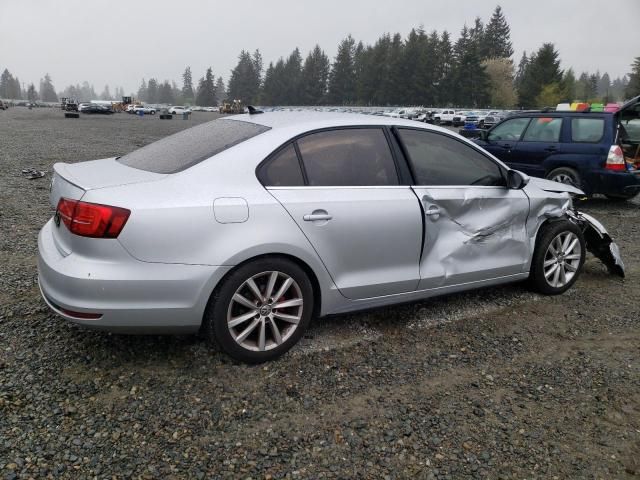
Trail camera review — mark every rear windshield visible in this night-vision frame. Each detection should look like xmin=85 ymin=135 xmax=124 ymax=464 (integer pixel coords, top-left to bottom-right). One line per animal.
xmin=117 ymin=119 xmax=270 ymax=173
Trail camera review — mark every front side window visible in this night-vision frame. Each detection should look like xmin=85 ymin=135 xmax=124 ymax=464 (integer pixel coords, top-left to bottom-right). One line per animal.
xmin=297 ymin=128 xmax=399 ymax=186
xmin=259 ymin=144 xmax=304 ymax=186
xmin=522 ymin=117 xmax=563 ymax=142
xmin=488 ymin=117 xmax=531 ymax=141
xmin=398 ymin=129 xmax=505 ymax=186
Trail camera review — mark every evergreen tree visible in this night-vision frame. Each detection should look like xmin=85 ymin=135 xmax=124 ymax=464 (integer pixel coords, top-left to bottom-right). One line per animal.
xmin=283 ymin=48 xmax=303 ymax=105
xmin=215 ymin=77 xmax=226 ymax=103
xmin=514 ymin=51 xmax=528 ymax=90
xmin=301 ymin=45 xmax=330 ymax=105
xmin=327 ymin=35 xmax=357 ymax=105
xmin=100 ymin=85 xmax=112 ymax=100
xmin=158 ymin=81 xmax=175 ymax=104
xmin=39 ymin=73 xmax=58 ymax=102
xmin=450 ymin=26 xmax=490 ymax=107
xmin=517 ymin=43 xmax=562 ymax=107
xmin=437 ymin=31 xmax=454 ymax=105
xmin=181 ymin=67 xmax=195 ymax=104
xmin=353 ymin=41 xmax=370 ymax=104
xmin=147 ymin=78 xmax=159 ymax=103
xmin=228 ymin=50 xmax=262 ymax=103
xmin=484 ymin=6 xmax=514 ymax=59
xmin=469 ymin=17 xmax=486 ymax=60
xmin=0 ymin=69 xmax=15 ymax=99
xmin=626 ymin=57 xmax=640 ymax=98
xmin=27 ymin=83 xmax=37 ymax=102
xmin=195 ymin=67 xmax=216 ymax=106
xmin=598 ymin=72 xmax=611 ymax=101
xmin=137 ymin=79 xmax=148 ymax=102
xmin=561 ymin=68 xmax=576 ymax=102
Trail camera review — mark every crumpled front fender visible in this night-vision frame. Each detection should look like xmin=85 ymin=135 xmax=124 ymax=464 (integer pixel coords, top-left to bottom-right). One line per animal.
xmin=568 ymin=210 xmax=625 ymax=277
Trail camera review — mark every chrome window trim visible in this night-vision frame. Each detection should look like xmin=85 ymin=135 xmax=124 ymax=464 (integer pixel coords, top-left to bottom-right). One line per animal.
xmin=266 ymin=185 xmax=506 ymax=190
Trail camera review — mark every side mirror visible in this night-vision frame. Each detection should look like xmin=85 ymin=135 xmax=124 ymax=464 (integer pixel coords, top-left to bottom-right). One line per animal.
xmin=478 ymin=129 xmax=489 ymax=141
xmin=507 ymin=169 xmax=530 ymax=189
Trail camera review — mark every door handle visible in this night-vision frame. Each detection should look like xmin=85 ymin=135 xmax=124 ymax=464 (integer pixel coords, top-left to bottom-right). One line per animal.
xmin=501 ymin=144 xmax=512 ymax=149
xmin=303 ymin=212 xmax=332 ymax=222
xmin=425 ymin=205 xmax=441 ymax=220
xmin=544 ymin=146 xmax=558 ymax=152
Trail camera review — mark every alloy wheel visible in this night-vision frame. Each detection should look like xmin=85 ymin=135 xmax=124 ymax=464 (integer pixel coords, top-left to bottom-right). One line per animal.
xmin=543 ymin=232 xmax=582 ymax=288
xmin=226 ymin=271 xmax=304 ymax=352
xmin=550 ymin=173 xmax=575 ymax=185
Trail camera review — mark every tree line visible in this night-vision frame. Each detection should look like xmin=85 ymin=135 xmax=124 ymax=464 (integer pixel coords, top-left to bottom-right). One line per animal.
xmin=2 ymin=5 xmax=639 ymax=107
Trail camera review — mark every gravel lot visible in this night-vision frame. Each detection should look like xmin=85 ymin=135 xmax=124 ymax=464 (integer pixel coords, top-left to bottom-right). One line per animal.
xmin=1 ymin=107 xmax=639 ymax=479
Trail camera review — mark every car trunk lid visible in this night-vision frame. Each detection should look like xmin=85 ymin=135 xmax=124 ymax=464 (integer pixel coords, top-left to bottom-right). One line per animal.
xmin=48 ymin=158 xmax=166 ymax=255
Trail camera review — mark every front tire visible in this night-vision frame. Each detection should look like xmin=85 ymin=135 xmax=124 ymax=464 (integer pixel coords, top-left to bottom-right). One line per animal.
xmin=203 ymin=257 xmax=314 ymax=363
xmin=529 ymin=220 xmax=585 ymax=295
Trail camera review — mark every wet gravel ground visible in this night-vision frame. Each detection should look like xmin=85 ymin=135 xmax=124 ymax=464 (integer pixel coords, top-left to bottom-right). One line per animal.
xmin=1 ymin=107 xmax=639 ymax=479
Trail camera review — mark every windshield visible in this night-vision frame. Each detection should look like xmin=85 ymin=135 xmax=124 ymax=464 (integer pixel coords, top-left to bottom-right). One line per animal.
xmin=117 ymin=119 xmax=270 ymax=174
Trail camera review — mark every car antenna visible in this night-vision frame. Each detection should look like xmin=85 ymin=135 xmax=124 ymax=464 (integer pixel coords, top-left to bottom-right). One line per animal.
xmin=247 ymin=105 xmax=263 ymax=115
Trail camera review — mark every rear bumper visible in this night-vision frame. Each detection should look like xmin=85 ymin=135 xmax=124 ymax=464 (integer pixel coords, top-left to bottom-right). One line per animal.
xmin=590 ymin=169 xmax=640 ymax=196
xmin=37 ymin=220 xmax=231 ymax=333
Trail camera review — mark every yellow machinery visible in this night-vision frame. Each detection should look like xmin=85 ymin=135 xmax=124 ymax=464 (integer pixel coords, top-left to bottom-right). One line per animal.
xmin=219 ymin=99 xmax=244 ymax=114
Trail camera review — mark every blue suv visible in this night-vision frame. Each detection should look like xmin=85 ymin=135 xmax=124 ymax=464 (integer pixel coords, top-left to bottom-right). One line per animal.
xmin=474 ymin=96 xmax=640 ymax=200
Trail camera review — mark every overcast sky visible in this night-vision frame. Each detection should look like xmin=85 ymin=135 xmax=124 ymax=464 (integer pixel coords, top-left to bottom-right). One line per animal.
xmin=1 ymin=0 xmax=639 ymax=94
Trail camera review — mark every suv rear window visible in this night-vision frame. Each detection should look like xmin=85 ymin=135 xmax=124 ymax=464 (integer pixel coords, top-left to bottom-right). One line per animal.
xmin=571 ymin=118 xmax=605 ymax=142
xmin=117 ymin=119 xmax=270 ymax=173
xmin=522 ymin=117 xmax=562 ymax=142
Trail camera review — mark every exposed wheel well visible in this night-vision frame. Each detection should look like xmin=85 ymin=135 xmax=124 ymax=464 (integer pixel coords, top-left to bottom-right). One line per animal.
xmin=201 ymin=253 xmax=322 ymax=328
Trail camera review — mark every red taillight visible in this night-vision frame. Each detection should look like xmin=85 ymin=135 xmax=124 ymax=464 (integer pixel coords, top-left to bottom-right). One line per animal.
xmin=56 ymin=198 xmax=130 ymax=238
xmin=606 ymin=145 xmax=626 ymax=171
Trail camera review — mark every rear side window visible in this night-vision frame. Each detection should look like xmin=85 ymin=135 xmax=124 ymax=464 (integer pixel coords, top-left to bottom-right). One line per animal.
xmin=117 ymin=119 xmax=270 ymax=173
xmin=259 ymin=144 xmax=304 ymax=186
xmin=488 ymin=117 xmax=530 ymax=141
xmin=571 ymin=118 xmax=605 ymax=142
xmin=398 ymin=129 xmax=504 ymax=186
xmin=297 ymin=128 xmax=399 ymax=186
xmin=522 ymin=117 xmax=562 ymax=142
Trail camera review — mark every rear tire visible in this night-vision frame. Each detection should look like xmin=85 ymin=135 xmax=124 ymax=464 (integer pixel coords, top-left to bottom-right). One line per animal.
xmin=529 ymin=220 xmax=585 ymax=295
xmin=203 ymin=257 xmax=314 ymax=363
xmin=546 ymin=167 xmax=581 ymax=189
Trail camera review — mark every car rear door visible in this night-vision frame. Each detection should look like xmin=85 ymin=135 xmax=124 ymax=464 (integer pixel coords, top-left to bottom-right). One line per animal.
xmin=395 ymin=128 xmax=530 ymax=289
xmin=479 ymin=117 xmax=531 ymax=165
xmin=509 ymin=116 xmax=564 ymax=177
xmin=263 ymin=128 xmax=423 ymax=299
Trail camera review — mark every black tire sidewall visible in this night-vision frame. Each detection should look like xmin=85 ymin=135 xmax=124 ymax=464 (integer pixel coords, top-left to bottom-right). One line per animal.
xmin=530 ymin=220 xmax=585 ymax=295
xmin=205 ymin=257 xmax=314 ymax=363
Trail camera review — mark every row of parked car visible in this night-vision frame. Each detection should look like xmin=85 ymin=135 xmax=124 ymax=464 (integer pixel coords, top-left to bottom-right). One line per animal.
xmin=382 ymin=107 xmax=512 ymax=128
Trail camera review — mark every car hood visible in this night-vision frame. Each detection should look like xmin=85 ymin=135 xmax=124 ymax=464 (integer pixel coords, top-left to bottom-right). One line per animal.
xmin=527 ymin=176 xmax=584 ymax=195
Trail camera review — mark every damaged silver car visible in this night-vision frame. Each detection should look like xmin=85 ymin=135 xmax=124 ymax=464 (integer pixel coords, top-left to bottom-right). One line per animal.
xmin=38 ymin=112 xmax=624 ymax=363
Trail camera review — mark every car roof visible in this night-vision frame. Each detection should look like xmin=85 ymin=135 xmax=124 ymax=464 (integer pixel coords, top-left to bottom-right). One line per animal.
xmin=222 ymin=110 xmax=446 ymax=134
xmin=508 ymin=111 xmax=613 ymax=118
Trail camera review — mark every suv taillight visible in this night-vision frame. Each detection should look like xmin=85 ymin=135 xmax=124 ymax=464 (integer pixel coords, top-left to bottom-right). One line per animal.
xmin=605 ymin=145 xmax=626 ymax=171
xmin=56 ymin=198 xmax=130 ymax=238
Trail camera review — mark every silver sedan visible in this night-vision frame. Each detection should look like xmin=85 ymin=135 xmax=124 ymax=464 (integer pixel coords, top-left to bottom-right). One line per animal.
xmin=38 ymin=111 xmax=624 ymax=362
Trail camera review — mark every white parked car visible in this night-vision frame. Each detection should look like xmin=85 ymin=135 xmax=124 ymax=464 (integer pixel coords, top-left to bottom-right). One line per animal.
xmin=433 ymin=109 xmax=457 ymax=125
xmin=168 ymin=106 xmax=192 ymax=115
xmin=133 ymin=105 xmax=156 ymax=115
